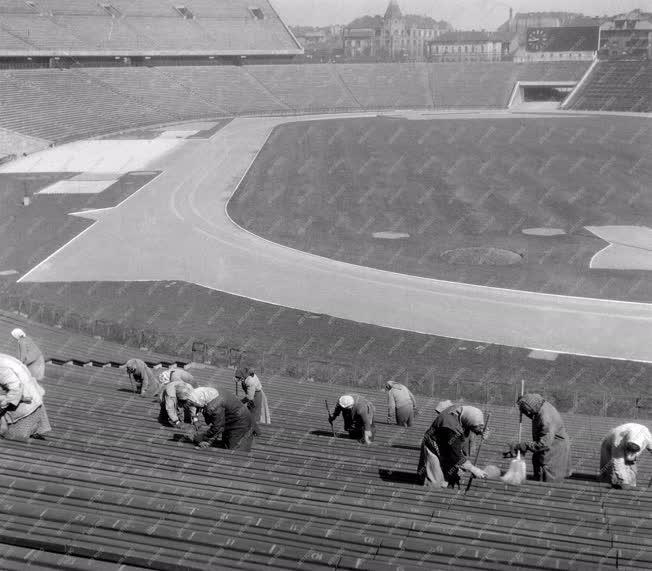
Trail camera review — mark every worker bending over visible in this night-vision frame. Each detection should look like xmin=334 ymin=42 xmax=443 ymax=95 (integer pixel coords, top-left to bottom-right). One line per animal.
xmin=188 ymin=387 xmax=254 ymax=452
xmin=385 ymin=380 xmax=418 ymax=427
xmin=0 ymin=353 xmax=50 ymax=441
xmin=329 ymin=394 xmax=376 ymax=444
xmin=11 ymin=329 xmax=45 ymax=381
xmin=417 ymin=404 xmax=487 ymax=488
xmin=157 ymin=370 xmax=194 ymax=427
xmin=599 ymin=423 xmax=652 ymax=488
xmin=124 ymin=358 xmax=158 ymax=397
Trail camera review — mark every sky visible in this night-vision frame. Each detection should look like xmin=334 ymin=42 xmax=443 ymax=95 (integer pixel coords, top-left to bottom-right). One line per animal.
xmin=270 ymin=0 xmax=646 ymax=29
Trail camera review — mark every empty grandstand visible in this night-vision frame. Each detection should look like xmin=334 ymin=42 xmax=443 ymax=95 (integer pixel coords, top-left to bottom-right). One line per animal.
xmin=0 ymin=0 xmax=302 ymax=63
xmin=563 ymin=58 xmax=652 ymax=112
xmin=0 ymin=62 xmax=591 ymax=144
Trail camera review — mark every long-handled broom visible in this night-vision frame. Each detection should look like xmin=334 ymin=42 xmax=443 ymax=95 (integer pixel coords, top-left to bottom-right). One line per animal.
xmin=465 ymin=412 xmax=491 ymax=494
xmin=501 ymin=380 xmax=527 ymax=485
xmin=325 ymin=399 xmax=335 ymax=437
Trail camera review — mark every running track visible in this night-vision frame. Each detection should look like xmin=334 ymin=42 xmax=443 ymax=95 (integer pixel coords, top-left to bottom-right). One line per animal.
xmin=16 ymin=111 xmax=652 ymax=363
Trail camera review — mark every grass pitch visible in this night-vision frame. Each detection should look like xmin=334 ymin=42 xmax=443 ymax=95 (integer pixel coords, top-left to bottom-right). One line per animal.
xmin=229 ymin=115 xmax=652 ymax=302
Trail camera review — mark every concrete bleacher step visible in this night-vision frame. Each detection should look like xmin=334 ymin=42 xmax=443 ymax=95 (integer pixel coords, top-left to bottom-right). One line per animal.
xmin=0 ymin=335 xmax=650 ymax=570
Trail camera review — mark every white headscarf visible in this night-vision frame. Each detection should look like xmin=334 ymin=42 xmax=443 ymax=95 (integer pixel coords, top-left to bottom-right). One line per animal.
xmin=11 ymin=329 xmax=26 ymax=340
xmin=187 ymin=387 xmax=219 ymax=408
xmin=624 ymin=423 xmax=652 ymax=452
xmin=435 ymin=400 xmax=454 ymax=414
xmin=159 ymin=370 xmax=171 ymax=385
xmin=459 ymin=406 xmax=484 ymax=431
xmin=339 ymin=395 xmax=355 ymax=408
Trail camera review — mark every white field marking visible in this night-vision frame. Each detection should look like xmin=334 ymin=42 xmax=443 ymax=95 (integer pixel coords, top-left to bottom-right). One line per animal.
xmin=17 ymin=171 xmax=163 ymax=283
xmin=0 ymin=139 xmax=184 ymax=174
xmin=372 ymin=232 xmax=410 ymax=239
xmin=158 ymin=130 xmax=200 ymax=139
xmin=527 ymin=350 xmax=559 ymax=361
xmin=37 ymin=179 xmax=116 ymax=195
xmin=586 ymin=226 xmax=652 ymax=270
xmin=70 ymin=172 xmax=120 ymax=181
xmin=522 ymin=228 xmax=566 ymax=236
xmin=68 ymin=207 xmax=114 ymax=220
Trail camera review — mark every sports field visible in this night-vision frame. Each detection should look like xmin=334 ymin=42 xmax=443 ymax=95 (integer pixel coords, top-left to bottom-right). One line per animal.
xmin=229 ymin=115 xmax=652 ymax=301
xmin=1 ymin=111 xmax=651 ymax=415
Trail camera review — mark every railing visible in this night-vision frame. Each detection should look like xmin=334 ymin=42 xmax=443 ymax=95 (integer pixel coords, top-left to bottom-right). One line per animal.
xmin=1 ymin=292 xmax=649 ymax=419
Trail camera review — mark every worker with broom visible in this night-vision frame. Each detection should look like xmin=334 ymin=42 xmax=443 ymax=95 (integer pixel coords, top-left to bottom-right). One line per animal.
xmin=505 ymin=393 xmax=572 ymax=483
xmin=599 ymin=423 xmax=652 ymax=488
xmin=329 ymin=394 xmax=376 ymax=444
xmin=417 ymin=404 xmax=488 ymax=488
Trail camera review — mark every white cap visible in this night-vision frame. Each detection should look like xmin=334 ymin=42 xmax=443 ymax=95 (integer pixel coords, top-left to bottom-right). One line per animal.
xmin=11 ymin=329 xmax=26 ymax=339
xmin=338 ymin=395 xmax=355 ymax=409
xmin=159 ymin=370 xmax=171 ymax=384
xmin=187 ymin=387 xmax=219 ymax=408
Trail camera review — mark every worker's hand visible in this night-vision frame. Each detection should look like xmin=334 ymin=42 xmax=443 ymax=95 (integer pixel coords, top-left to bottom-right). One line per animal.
xmin=508 ymin=441 xmax=528 ymax=454
xmin=328 ymin=415 xmax=335 ymax=424
xmin=172 ymin=420 xmax=181 ymax=428
xmin=196 ymin=441 xmax=210 ymax=449
xmin=471 ymin=467 xmax=488 ymax=479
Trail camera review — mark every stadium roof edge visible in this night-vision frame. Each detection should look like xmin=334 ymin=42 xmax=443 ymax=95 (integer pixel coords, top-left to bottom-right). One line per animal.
xmin=0 ymin=49 xmax=304 ymax=57
xmin=266 ymin=0 xmax=304 ymax=52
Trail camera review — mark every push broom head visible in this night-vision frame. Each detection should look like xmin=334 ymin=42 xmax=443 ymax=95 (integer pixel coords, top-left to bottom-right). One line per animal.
xmin=502 ymin=386 xmax=527 ymax=485
xmin=501 ymin=451 xmax=527 ymax=485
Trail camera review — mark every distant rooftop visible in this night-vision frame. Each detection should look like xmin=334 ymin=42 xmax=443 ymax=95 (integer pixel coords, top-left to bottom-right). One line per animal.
xmin=434 ymin=30 xmax=511 ymax=43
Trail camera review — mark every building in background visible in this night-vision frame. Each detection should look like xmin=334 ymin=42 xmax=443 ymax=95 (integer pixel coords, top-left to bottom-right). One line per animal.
xmin=342 ymin=28 xmax=378 ymax=59
xmin=513 ymin=26 xmax=599 ymax=62
xmin=291 ymin=26 xmax=344 ymax=61
xmin=343 ymin=0 xmax=451 ymax=61
xmin=599 ymin=10 xmax=652 ymax=59
xmin=498 ymin=11 xmax=601 ymax=58
xmin=427 ymin=31 xmax=510 ymax=62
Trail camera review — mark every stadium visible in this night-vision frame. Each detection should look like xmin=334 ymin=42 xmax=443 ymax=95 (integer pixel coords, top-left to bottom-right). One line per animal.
xmin=0 ymin=0 xmax=651 ymax=569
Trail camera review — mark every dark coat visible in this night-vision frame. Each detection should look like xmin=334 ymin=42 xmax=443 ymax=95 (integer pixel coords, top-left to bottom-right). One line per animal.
xmin=419 ymin=406 xmax=471 ymax=485
xmin=332 ymin=394 xmax=375 ymax=440
xmin=201 ymin=390 xmax=253 ymax=451
xmin=524 ymin=401 xmax=572 ymax=482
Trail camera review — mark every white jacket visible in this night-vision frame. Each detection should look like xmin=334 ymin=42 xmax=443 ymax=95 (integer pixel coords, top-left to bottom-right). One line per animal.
xmin=0 ymin=353 xmax=45 ymax=423
xmin=600 ymin=423 xmax=652 ymax=484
